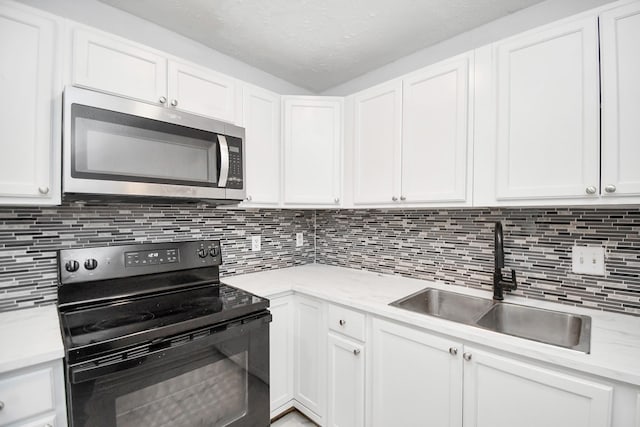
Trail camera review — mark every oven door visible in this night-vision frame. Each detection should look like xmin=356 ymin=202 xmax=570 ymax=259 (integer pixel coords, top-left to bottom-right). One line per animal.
xmin=63 ymin=86 xmax=244 ymax=201
xmin=66 ymin=313 xmax=270 ymax=427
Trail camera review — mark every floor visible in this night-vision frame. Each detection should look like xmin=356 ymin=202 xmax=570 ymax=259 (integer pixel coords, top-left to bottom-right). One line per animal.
xmin=271 ymin=410 xmax=317 ymax=426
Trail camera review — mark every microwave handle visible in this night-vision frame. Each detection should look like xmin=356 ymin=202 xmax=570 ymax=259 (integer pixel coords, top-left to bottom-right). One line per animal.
xmin=217 ymin=134 xmax=229 ymax=187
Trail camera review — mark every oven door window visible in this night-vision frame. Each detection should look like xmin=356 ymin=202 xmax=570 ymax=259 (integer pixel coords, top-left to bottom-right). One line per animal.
xmin=71 ymin=104 xmax=219 ymax=187
xmin=68 ymin=320 xmax=269 ymax=427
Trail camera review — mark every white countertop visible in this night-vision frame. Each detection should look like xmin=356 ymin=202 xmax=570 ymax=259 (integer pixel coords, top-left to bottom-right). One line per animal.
xmin=224 ymin=264 xmax=640 ymax=386
xmin=0 ymin=305 xmax=64 ymax=374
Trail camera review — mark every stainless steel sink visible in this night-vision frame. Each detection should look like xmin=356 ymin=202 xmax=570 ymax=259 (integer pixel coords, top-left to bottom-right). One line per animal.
xmin=390 ymin=288 xmax=591 ymax=353
xmin=476 ymin=303 xmax=591 ymax=353
xmin=390 ymin=288 xmax=495 ymax=325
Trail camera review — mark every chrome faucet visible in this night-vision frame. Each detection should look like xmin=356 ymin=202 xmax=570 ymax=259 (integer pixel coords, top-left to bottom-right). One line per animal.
xmin=493 ymin=221 xmax=517 ymax=300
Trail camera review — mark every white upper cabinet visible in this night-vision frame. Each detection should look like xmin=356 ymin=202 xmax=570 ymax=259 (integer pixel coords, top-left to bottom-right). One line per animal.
xmin=600 ymin=0 xmax=640 ymax=198
xmin=73 ymin=28 xmax=238 ymax=123
xmin=352 ymin=80 xmax=402 ymax=205
xmin=283 ymin=96 xmax=343 ymax=206
xmin=402 ymin=53 xmax=472 ymax=204
xmin=0 ymin=2 xmax=60 ymax=205
xmin=242 ymin=84 xmax=281 ymax=205
xmin=73 ymin=28 xmax=167 ymax=105
xmin=487 ymin=15 xmax=600 ymax=203
xmin=167 ymin=60 xmax=237 ymax=122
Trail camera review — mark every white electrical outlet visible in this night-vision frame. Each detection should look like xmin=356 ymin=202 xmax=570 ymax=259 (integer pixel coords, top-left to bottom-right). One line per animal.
xmin=571 ymin=246 xmax=605 ymax=276
xmin=296 ymin=232 xmax=304 ymax=247
xmin=251 ymin=236 xmax=261 ymax=251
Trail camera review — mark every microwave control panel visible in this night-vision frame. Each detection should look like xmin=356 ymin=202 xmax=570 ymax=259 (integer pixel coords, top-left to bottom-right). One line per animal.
xmin=226 ymin=136 xmax=243 ymax=189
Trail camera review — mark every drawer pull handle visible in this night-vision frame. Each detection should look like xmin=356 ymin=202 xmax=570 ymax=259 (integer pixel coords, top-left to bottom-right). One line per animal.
xmin=339 ymin=319 xmax=346 ymax=326
xmin=44 ymin=424 xmax=52 ymax=427
xmin=353 ymin=349 xmax=361 ymax=355
xmin=0 ymin=400 xmax=4 ymax=410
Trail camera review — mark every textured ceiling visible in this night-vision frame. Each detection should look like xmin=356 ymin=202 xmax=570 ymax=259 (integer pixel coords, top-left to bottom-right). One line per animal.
xmin=98 ymin=0 xmax=546 ymax=92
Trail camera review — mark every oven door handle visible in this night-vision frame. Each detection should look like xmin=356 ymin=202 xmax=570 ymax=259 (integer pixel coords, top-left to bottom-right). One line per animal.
xmin=69 ymin=312 xmax=271 ymax=384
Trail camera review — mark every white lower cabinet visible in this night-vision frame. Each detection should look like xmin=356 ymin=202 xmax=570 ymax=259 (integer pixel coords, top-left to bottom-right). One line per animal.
xmin=0 ymin=359 xmax=67 ymax=427
xmin=327 ymin=333 xmax=365 ymax=427
xmin=293 ymin=295 xmax=327 ymax=424
xmin=271 ymin=296 xmax=630 ymax=427
xmin=462 ymin=347 xmax=613 ymax=427
xmin=269 ymin=295 xmax=294 ymax=417
xmin=370 ymin=317 xmax=463 ymax=427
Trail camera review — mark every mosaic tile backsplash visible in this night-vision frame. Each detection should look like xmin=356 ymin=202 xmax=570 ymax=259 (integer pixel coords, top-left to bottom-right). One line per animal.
xmin=315 ymin=208 xmax=640 ymax=316
xmin=0 ymin=202 xmax=314 ymax=312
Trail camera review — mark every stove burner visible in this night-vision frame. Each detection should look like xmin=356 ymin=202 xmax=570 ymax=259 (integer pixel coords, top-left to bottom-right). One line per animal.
xmin=179 ymin=296 xmax=223 ymax=312
xmin=83 ymin=311 xmax=155 ymax=333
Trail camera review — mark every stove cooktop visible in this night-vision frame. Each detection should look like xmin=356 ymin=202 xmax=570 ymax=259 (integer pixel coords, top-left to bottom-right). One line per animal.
xmin=60 ymin=282 xmax=268 ymax=363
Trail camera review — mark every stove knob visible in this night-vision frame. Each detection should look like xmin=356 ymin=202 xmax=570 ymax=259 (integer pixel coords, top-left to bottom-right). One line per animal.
xmin=84 ymin=258 xmax=98 ymax=270
xmin=209 ymin=247 xmax=219 ymax=257
xmin=65 ymin=260 xmax=80 ymax=273
xmin=197 ymin=249 xmax=208 ymax=258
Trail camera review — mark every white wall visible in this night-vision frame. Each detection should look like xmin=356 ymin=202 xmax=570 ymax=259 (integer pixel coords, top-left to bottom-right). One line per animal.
xmin=321 ymin=0 xmax=618 ymax=95
xmin=16 ymin=0 xmax=312 ymax=95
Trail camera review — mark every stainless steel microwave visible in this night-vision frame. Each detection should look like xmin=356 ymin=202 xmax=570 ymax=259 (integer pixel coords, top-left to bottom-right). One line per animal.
xmin=63 ymin=86 xmax=245 ymax=203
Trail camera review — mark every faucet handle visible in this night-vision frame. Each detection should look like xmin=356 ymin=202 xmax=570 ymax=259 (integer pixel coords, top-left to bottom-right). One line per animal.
xmin=509 ymin=269 xmax=518 ymax=290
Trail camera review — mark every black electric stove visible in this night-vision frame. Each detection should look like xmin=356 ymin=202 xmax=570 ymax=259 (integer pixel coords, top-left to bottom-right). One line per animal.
xmin=57 ymin=241 xmax=271 ymax=427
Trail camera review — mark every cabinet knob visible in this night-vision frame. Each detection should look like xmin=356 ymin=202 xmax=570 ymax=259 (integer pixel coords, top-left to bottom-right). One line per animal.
xmin=334 ymin=197 xmax=340 ymax=204
xmin=449 ymin=347 xmax=458 ymax=356
xmin=604 ymin=184 xmax=616 ymax=193
xmin=159 ymin=96 xmax=167 ymax=104
xmin=353 ymin=349 xmax=361 ymax=355
xmin=400 ymin=195 xmax=406 ymax=201
xmin=392 ymin=196 xmax=398 ymax=202
xmin=339 ymin=319 xmax=346 ymax=326
xmin=585 ymin=186 xmax=597 ymax=195
xmin=463 ymin=352 xmax=472 ymax=361
xmin=44 ymin=424 xmax=52 ymax=427
xmin=246 ymin=195 xmax=252 ymax=201
xmin=0 ymin=400 xmax=4 ymax=410
xmin=170 ymin=99 xmax=179 ymax=107
xmin=38 ymin=186 xmax=50 ymax=195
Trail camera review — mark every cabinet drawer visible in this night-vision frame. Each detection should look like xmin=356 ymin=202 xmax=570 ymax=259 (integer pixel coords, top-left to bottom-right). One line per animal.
xmin=20 ymin=412 xmax=57 ymax=427
xmin=328 ymin=304 xmax=366 ymax=341
xmin=0 ymin=367 xmax=55 ymax=425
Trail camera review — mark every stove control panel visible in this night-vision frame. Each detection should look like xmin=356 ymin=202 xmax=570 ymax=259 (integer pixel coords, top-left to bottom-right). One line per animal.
xmin=59 ymin=240 xmax=223 ymax=284
xmin=125 ymin=248 xmax=178 ymax=267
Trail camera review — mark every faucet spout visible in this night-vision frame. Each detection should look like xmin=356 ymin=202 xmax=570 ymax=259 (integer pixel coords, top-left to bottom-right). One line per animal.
xmin=495 ymin=221 xmax=504 ymax=270
xmin=493 ymin=221 xmax=517 ymax=301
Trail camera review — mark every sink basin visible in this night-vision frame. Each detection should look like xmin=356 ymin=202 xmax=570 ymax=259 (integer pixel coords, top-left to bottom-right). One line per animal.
xmin=390 ymin=287 xmax=592 ymax=353
xmin=476 ymin=303 xmax=591 ymax=353
xmin=390 ymin=288 xmax=495 ymax=325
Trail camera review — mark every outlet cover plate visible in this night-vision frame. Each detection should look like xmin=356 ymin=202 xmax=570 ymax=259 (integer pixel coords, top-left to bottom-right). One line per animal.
xmin=572 ymin=246 xmax=605 ymax=276
xmin=296 ymin=232 xmax=304 ymax=247
xmin=251 ymin=236 xmax=261 ymax=251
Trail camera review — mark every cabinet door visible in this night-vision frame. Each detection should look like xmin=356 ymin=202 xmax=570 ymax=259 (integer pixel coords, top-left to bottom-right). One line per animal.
xmin=402 ymin=53 xmax=471 ymax=204
xmin=283 ymin=97 xmax=343 ymax=206
xmin=370 ymin=318 xmax=463 ymax=427
xmin=600 ymin=1 xmax=640 ymax=198
xmin=463 ymin=347 xmax=612 ymax=427
xmin=269 ymin=296 xmax=293 ymax=416
xmin=493 ymin=16 xmax=600 ymax=200
xmin=168 ymin=60 xmax=237 ymax=123
xmin=327 ymin=333 xmax=365 ymax=427
xmin=73 ymin=28 xmax=167 ymax=104
xmin=293 ymin=295 xmax=326 ymax=423
xmin=0 ymin=3 xmax=59 ymax=204
xmin=352 ymin=81 xmax=402 ymax=205
xmin=242 ymin=85 xmax=281 ymax=205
